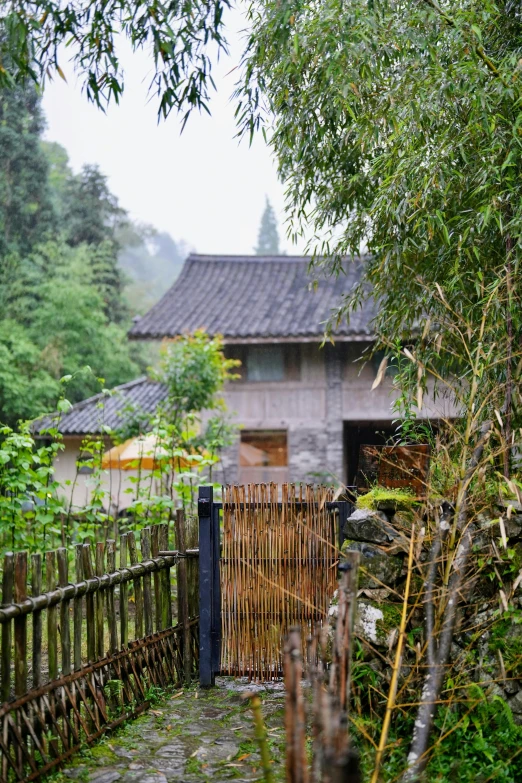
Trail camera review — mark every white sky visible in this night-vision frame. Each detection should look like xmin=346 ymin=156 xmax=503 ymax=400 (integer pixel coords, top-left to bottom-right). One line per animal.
xmin=41 ymin=9 xmax=297 ymax=255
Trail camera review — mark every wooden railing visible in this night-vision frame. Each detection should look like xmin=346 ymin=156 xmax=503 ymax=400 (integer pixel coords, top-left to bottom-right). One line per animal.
xmin=0 ymin=517 xmax=199 ymax=782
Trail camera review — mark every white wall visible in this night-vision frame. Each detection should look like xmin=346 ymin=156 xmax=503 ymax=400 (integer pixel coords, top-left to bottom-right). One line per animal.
xmin=53 ymin=436 xmax=158 ymax=514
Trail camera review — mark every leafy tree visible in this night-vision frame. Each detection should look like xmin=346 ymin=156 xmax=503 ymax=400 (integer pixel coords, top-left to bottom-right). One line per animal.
xmin=254 ymin=197 xmax=280 ymax=255
xmin=239 ymin=0 xmax=522 ymax=432
xmin=0 ymin=320 xmax=59 ymax=424
xmin=0 ymin=80 xmax=55 ymax=255
xmin=28 ymin=242 xmax=142 ymax=402
xmin=1 ymin=0 xmax=229 ymax=119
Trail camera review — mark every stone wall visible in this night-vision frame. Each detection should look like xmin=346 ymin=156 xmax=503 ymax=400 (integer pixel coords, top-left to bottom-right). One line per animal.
xmin=339 ymin=501 xmax=522 ymax=720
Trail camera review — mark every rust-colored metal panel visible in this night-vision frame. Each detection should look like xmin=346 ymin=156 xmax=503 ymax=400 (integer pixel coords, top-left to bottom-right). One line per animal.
xmin=356 ymin=444 xmax=430 ymax=496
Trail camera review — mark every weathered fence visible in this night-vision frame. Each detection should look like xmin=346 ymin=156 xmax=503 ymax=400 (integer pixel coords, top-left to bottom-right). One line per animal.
xmin=0 ymin=518 xmax=199 ymax=782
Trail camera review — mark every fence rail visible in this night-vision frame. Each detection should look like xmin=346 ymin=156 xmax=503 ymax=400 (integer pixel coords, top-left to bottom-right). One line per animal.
xmin=0 ymin=517 xmax=199 ymax=783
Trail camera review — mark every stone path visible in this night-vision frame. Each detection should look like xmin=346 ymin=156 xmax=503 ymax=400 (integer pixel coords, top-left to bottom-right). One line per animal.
xmin=57 ymin=679 xmax=287 ymax=783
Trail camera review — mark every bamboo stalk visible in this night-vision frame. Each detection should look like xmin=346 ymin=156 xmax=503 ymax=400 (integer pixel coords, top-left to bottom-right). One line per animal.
xmin=73 ymin=545 xmax=84 ymax=670
xmin=57 ymin=548 xmax=71 ymax=676
xmin=120 ymin=534 xmax=129 ymax=649
xmin=106 ymin=540 xmax=118 ymax=654
xmin=31 ymin=554 xmax=42 ymax=689
xmin=46 ymin=551 xmax=58 ymax=681
xmin=95 ymin=543 xmax=105 ymax=659
xmin=141 ymin=528 xmax=153 ymax=636
xmin=14 ymin=552 xmax=28 ymax=696
xmin=370 ymin=523 xmax=416 ymax=783
xmin=127 ymin=532 xmax=143 ymax=639
xmin=1 ymin=552 xmax=14 ymax=702
xmin=151 ymin=525 xmax=162 ymax=632
xmin=82 ymin=544 xmax=96 ymax=662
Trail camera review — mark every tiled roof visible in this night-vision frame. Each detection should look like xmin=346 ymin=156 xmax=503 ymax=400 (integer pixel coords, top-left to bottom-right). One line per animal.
xmin=34 ymin=377 xmax=169 ymax=436
xmin=128 ymin=254 xmax=376 ymax=342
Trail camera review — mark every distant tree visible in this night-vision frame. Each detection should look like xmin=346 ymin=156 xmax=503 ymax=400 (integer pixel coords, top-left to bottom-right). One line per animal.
xmin=117 ymin=221 xmax=188 ymax=312
xmin=255 ymin=198 xmax=280 ymax=255
xmin=0 ymin=82 xmax=55 ymax=256
xmin=41 ymin=141 xmax=71 ymax=220
xmin=63 ymin=164 xmax=125 ymax=247
xmin=63 ymin=164 xmax=128 ymax=322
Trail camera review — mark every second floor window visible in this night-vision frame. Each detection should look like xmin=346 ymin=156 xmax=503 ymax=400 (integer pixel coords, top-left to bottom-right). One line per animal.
xmin=246 ymin=345 xmax=285 ymax=382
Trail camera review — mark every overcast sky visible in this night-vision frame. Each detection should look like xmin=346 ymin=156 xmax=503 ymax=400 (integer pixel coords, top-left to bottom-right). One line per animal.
xmin=42 ymin=8 xmax=297 ymax=256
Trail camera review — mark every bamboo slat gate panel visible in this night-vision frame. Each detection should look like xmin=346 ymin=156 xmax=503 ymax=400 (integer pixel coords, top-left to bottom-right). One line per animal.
xmin=219 ymin=484 xmax=348 ymax=681
xmin=0 ymin=521 xmax=199 ymax=783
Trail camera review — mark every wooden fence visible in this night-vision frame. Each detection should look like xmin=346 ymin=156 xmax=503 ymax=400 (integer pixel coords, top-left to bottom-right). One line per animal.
xmin=0 ymin=516 xmax=199 ymax=783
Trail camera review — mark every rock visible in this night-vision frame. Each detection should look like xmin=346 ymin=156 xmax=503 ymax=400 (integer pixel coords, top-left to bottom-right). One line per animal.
xmin=508 ymin=689 xmax=522 ymax=715
xmin=343 ymin=508 xmax=398 ymax=545
xmin=355 ymin=601 xmax=386 ymax=646
xmin=89 ymin=772 xmax=122 ymax=783
xmin=342 ymin=541 xmax=403 ymax=588
xmin=506 ymin=515 xmax=522 ymax=539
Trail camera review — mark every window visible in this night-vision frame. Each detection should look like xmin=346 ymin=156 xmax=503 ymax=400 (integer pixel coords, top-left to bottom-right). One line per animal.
xmin=77 ymin=452 xmax=94 ymax=475
xmin=371 ymin=350 xmax=399 ymax=380
xmin=240 ymin=431 xmax=288 ymax=467
xmin=246 ymin=346 xmax=285 ymax=382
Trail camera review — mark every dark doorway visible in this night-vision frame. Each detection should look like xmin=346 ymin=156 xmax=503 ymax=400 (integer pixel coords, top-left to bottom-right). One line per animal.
xmin=344 ymin=421 xmax=399 ymax=486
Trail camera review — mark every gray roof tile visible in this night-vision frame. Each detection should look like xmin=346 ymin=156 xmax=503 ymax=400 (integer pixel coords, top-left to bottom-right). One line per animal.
xmin=128 ymin=254 xmax=375 ymax=341
xmin=35 ymin=377 xmax=169 ymax=436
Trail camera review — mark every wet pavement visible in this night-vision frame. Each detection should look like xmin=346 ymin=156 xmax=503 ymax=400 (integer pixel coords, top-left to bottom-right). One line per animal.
xmin=56 ymin=678 xmax=287 ymax=783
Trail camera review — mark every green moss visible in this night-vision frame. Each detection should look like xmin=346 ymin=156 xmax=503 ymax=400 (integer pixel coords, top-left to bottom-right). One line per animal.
xmin=356 ymin=486 xmax=417 ymax=511
xmin=88 ymin=743 xmax=117 ymax=763
xmin=186 ymin=756 xmax=203 ymax=775
xmin=376 ymin=603 xmax=402 ymax=633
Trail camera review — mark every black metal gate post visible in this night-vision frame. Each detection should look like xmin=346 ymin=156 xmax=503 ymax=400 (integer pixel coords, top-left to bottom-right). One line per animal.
xmin=211 ymin=501 xmax=221 ymax=677
xmin=198 ymin=485 xmax=214 ymax=687
xmin=198 ymin=485 xmax=222 ymax=687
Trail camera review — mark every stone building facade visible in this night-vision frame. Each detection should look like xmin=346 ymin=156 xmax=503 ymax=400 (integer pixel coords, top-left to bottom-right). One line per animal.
xmin=129 ymin=254 xmax=454 ymax=487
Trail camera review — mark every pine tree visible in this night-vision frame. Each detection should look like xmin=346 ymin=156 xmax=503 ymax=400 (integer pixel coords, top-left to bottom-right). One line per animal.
xmin=0 ymin=82 xmax=56 ymax=257
xmin=254 ymin=198 xmax=280 ymax=255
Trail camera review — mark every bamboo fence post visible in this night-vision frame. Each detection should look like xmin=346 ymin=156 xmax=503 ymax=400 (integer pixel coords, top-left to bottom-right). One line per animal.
xmin=284 ymin=627 xmax=308 ymax=783
xmin=1 ymin=552 xmax=14 ymax=702
xmin=175 ymin=509 xmax=192 ymax=684
xmin=82 ymin=544 xmax=96 ymax=662
xmin=106 ymin=540 xmax=118 ymax=654
xmin=95 ymin=542 xmax=105 ymax=659
xmin=13 ymin=551 xmax=28 ymax=697
xmin=128 ymin=532 xmax=143 ymax=639
xmin=57 ymin=548 xmax=71 ymax=676
xmin=151 ymin=525 xmax=162 ymax=631
xmin=46 ymin=550 xmax=58 ymax=681
xmin=31 ymin=553 xmax=42 ymax=689
xmin=120 ymin=533 xmax=129 ymax=648
xmin=74 ymin=545 xmax=83 ymax=670
xmin=159 ymin=523 xmax=172 ymax=630
xmin=186 ymin=515 xmax=199 ymax=620
xmin=141 ymin=528 xmax=153 ymax=636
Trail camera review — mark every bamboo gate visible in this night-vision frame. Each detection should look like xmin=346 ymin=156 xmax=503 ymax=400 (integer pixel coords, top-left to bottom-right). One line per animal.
xmin=198 ymin=484 xmax=353 ymax=685
xmin=0 ymin=516 xmax=199 ymax=783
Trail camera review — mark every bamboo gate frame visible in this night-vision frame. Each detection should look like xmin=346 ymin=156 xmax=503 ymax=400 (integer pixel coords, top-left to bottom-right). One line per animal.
xmin=198 ymin=484 xmax=353 ymax=685
xmin=0 ymin=518 xmax=199 ymax=783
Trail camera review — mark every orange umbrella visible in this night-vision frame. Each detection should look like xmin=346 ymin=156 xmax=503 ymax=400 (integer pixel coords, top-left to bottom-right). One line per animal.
xmin=101 ymin=435 xmax=206 ymax=471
